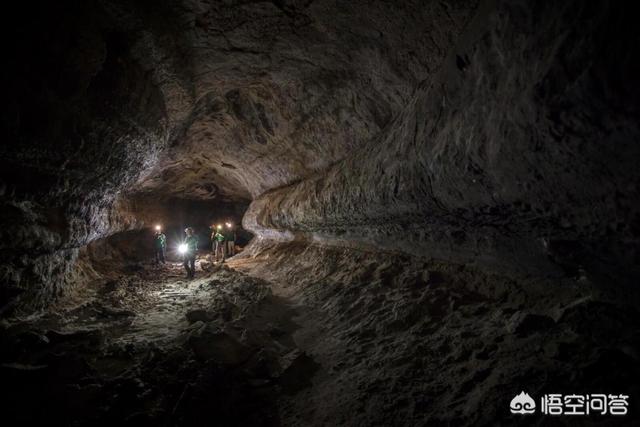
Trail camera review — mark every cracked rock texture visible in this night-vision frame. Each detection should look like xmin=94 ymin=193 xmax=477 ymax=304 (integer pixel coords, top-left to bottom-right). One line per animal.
xmin=2 ymin=0 xmax=479 ymax=310
xmin=231 ymin=241 xmax=640 ymax=426
xmin=1 ymin=0 xmax=640 ymax=425
xmin=244 ymin=0 xmax=640 ymax=279
xmin=1 ymin=0 xmax=638 ymax=328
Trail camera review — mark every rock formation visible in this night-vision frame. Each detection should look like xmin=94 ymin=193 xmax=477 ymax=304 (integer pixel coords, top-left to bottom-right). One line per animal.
xmin=1 ymin=0 xmax=638 ymax=425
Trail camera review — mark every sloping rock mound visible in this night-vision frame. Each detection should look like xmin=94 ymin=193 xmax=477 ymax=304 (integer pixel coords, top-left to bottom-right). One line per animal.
xmin=231 ymin=240 xmax=640 ymax=426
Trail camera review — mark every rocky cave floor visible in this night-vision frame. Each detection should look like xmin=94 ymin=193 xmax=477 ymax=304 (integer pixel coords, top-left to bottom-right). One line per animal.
xmin=1 ymin=243 xmax=639 ymax=426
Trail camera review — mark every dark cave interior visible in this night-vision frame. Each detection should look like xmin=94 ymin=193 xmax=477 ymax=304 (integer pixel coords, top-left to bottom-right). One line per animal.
xmin=1 ymin=0 xmax=639 ymax=426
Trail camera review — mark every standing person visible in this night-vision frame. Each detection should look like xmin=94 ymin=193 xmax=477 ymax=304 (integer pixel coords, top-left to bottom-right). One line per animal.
xmin=154 ymin=227 xmax=167 ymax=264
xmin=213 ymin=224 xmax=226 ymax=262
xmin=224 ymin=222 xmax=236 ymax=257
xmin=182 ymin=227 xmax=198 ymax=279
xmin=210 ymin=226 xmax=218 ymax=253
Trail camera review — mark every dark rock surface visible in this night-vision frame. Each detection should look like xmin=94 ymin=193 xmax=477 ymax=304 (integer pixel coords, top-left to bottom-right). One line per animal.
xmin=3 ymin=0 xmax=636 ymax=307
xmin=0 ymin=263 xmax=293 ymax=426
xmin=2 ymin=0 xmax=478 ymax=310
xmin=1 ymin=0 xmax=639 ymax=425
xmin=244 ymin=0 xmax=640 ymax=279
xmin=231 ymin=241 xmax=640 ymax=426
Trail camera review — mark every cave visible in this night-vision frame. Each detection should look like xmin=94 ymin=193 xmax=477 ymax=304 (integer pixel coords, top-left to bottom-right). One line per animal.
xmin=1 ymin=0 xmax=639 ymax=425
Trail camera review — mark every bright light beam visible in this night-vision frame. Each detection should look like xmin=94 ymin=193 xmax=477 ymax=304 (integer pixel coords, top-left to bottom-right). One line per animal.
xmin=178 ymin=244 xmax=188 ymax=254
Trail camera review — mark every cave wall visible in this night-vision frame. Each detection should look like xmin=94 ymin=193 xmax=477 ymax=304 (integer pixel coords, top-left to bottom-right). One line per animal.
xmin=134 ymin=0 xmax=479 ymax=199
xmin=2 ymin=0 xmax=639 ymax=313
xmin=244 ymin=0 xmax=640 ymax=278
xmin=0 ymin=1 xmax=170 ymax=312
xmin=1 ymin=0 xmax=479 ymax=313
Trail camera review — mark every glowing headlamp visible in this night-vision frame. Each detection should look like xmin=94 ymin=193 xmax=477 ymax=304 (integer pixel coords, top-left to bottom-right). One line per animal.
xmin=155 ymin=225 xmax=161 ymax=231
xmin=178 ymin=244 xmax=188 ymax=254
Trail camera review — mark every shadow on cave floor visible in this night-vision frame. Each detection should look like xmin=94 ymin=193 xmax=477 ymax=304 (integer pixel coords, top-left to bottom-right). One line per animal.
xmin=0 ymin=258 xmax=315 ymax=427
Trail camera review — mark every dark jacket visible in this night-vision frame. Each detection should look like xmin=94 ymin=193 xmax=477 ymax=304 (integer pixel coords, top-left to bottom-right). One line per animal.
xmin=184 ymin=235 xmax=198 ymax=253
xmin=223 ymin=229 xmax=236 ymax=242
xmin=154 ymin=233 xmax=166 ymax=249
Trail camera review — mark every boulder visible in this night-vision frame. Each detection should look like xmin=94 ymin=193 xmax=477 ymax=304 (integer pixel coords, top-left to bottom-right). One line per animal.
xmin=187 ymin=329 xmax=251 ymax=365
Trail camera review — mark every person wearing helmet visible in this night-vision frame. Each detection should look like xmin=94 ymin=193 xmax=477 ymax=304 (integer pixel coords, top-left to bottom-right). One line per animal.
xmin=210 ymin=226 xmax=217 ymax=253
xmin=153 ymin=227 xmax=167 ymax=264
xmin=224 ymin=222 xmax=236 ymax=257
xmin=182 ymin=227 xmax=198 ymax=278
xmin=213 ymin=224 xmax=226 ymax=262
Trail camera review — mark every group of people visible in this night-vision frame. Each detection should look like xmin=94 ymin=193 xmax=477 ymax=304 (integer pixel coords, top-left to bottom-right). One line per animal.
xmin=152 ymin=222 xmax=237 ymax=279
xmin=211 ymin=223 xmax=236 ymax=262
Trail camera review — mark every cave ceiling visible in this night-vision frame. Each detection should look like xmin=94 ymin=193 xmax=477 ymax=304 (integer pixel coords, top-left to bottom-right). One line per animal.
xmin=124 ymin=0 xmax=477 ymax=202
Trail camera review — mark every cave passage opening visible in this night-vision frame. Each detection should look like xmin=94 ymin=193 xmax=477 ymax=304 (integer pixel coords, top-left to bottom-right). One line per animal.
xmin=91 ymin=194 xmax=253 ymax=268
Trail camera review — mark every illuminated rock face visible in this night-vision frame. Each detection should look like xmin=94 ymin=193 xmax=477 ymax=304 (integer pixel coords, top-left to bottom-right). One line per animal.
xmin=1 ymin=2 xmax=640 ymax=425
xmin=1 ymin=0 xmax=639 ymax=309
xmin=0 ymin=0 xmax=477 ymax=309
xmin=244 ymin=0 xmax=640 ymax=277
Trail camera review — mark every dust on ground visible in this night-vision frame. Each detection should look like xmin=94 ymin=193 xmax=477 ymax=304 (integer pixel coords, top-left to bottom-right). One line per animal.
xmin=2 ymin=244 xmax=639 ymax=426
xmin=230 ymin=241 xmax=640 ymax=427
xmin=0 ymin=256 xmax=313 ymax=426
